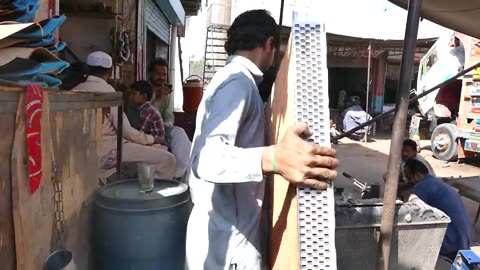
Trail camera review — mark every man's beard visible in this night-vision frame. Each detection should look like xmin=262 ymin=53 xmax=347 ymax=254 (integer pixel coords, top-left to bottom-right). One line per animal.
xmin=150 ymin=77 xmax=164 ymax=87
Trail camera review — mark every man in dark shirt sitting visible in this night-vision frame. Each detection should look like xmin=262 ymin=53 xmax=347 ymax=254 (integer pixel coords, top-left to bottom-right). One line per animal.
xmin=404 ymin=159 xmax=474 ymax=260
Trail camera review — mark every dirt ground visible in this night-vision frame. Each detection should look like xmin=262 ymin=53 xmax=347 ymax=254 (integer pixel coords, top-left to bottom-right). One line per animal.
xmin=334 ymin=134 xmax=480 ymax=269
xmin=335 ymin=135 xmax=479 ymax=190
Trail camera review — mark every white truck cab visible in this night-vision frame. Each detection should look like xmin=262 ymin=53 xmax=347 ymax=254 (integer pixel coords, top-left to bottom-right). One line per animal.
xmin=415 ymin=32 xmax=465 ymax=117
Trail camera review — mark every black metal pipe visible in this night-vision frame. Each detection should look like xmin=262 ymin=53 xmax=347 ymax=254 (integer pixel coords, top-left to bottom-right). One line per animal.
xmin=279 ymin=0 xmax=285 ymax=27
xmin=333 ymin=61 xmax=480 ymax=141
xmin=178 ymin=35 xmax=184 ymax=83
xmin=379 ymin=0 xmax=422 ymax=269
xmin=116 ymin=105 xmax=123 ymax=177
xmin=273 ymin=0 xmax=286 ymax=68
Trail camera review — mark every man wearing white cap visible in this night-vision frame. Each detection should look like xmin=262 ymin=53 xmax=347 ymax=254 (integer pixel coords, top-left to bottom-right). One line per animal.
xmin=73 ymin=51 xmax=176 ymax=180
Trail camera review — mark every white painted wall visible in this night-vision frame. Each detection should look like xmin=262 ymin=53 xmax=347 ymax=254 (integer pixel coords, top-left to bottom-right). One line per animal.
xmin=174 ymin=13 xmax=209 ymax=110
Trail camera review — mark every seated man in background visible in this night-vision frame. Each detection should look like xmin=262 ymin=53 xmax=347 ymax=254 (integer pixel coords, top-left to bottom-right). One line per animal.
xmin=129 ymin=80 xmax=168 ymax=148
xmin=404 ymin=159 xmax=473 ymax=260
xmin=73 ymin=51 xmax=175 ymax=181
xmin=340 ymin=96 xmax=372 ymax=141
xmin=148 ymin=58 xmax=192 ymax=181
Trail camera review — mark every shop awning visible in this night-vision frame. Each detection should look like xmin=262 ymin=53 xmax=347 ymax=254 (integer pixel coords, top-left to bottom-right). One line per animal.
xmin=155 ymin=0 xmax=186 ymax=27
xmin=180 ymin=0 xmax=201 ymax=16
xmin=389 ymin=0 xmax=480 ymax=39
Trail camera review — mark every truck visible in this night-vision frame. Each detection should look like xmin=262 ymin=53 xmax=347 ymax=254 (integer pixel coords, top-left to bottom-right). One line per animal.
xmin=410 ymin=31 xmax=480 ymax=161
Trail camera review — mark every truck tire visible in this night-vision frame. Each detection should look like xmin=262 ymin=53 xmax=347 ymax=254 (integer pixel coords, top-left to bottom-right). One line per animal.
xmin=430 ymin=123 xmax=458 ymax=161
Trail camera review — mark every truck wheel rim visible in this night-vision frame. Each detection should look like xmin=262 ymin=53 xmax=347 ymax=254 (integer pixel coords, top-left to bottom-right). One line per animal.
xmin=433 ymin=133 xmax=450 ymax=153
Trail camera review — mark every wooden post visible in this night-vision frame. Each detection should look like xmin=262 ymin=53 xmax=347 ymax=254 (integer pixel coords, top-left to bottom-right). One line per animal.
xmin=267 ymin=36 xmax=301 ymax=270
xmin=0 ymin=113 xmax=16 ymax=270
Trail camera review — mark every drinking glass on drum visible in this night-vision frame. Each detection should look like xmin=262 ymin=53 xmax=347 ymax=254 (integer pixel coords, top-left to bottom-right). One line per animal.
xmin=137 ymin=163 xmax=155 ymax=193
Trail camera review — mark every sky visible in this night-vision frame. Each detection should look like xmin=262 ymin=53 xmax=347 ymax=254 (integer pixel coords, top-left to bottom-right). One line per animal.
xmin=174 ymin=0 xmax=452 ymax=109
xmin=181 ymin=0 xmax=452 ymax=61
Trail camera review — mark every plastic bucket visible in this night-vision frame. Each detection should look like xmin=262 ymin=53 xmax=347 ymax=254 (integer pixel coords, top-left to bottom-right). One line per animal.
xmin=182 ymin=75 xmax=204 ymax=112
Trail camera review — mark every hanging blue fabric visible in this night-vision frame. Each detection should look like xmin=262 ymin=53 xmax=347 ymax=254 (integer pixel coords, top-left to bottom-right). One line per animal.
xmin=47 ymin=42 xmax=66 ymax=53
xmin=0 ymin=57 xmax=70 ymax=77
xmin=12 ymin=15 xmax=66 ymax=40
xmin=12 ymin=3 xmax=39 ymax=22
xmin=31 ymin=73 xmax=62 ymax=87
xmin=0 ymin=0 xmax=28 ymax=10
xmin=19 ymin=34 xmax=55 ymax=47
xmin=0 ymin=2 xmax=39 ymax=22
xmin=2 ymin=73 xmax=62 ymax=87
xmin=0 ymin=0 xmax=38 ymax=10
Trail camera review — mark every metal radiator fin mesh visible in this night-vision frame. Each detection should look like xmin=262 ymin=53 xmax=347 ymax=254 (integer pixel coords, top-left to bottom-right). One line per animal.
xmin=292 ymin=10 xmax=337 ymax=270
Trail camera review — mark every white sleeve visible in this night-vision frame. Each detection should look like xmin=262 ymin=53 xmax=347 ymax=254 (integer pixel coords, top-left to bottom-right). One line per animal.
xmin=191 ymin=78 xmax=264 ymax=184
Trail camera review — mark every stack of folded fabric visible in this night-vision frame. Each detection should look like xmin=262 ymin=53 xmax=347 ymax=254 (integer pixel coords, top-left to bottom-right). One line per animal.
xmin=0 ymin=0 xmax=40 ymax=23
xmin=1 ymin=14 xmax=68 ymax=51
xmin=0 ymin=47 xmax=69 ymax=87
xmin=0 ymin=0 xmax=69 ymax=87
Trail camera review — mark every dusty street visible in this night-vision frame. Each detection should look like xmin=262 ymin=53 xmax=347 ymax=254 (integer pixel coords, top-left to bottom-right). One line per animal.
xmin=334 ymin=134 xmax=480 ymax=234
xmin=335 ymin=136 xmax=480 ymax=188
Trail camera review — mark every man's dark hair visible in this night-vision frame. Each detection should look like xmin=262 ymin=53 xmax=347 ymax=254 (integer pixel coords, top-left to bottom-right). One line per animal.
xmin=131 ymin=80 xmax=153 ymax=101
xmin=405 ymin=159 xmax=429 ymax=175
xmin=403 ymin=139 xmax=418 ymax=151
xmin=88 ymin=65 xmax=111 ymax=78
xmin=148 ymin=57 xmax=168 ymax=73
xmin=225 ymin=9 xmax=279 ymax=55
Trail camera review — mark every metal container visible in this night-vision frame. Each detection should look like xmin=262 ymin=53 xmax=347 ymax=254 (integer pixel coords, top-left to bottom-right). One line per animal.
xmin=43 ymin=249 xmax=76 ymax=270
xmin=335 ymin=200 xmax=451 ymax=270
xmin=93 ymin=179 xmax=192 ymax=270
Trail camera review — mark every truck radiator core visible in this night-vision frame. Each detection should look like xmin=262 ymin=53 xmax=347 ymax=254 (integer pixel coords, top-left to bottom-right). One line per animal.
xmin=292 ymin=9 xmax=337 ymax=270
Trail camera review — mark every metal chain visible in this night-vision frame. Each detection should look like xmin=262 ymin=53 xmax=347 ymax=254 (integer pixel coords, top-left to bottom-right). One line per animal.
xmin=52 ymin=160 xmax=65 ymax=249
